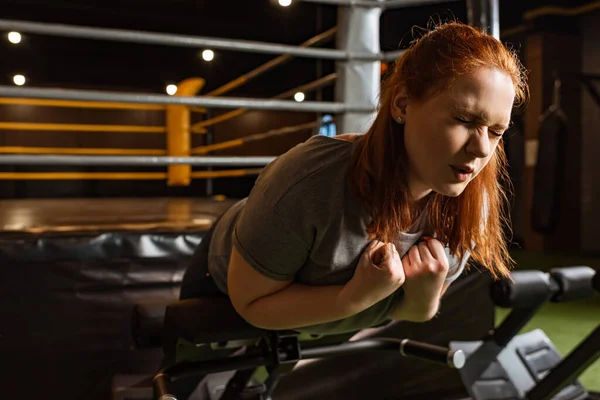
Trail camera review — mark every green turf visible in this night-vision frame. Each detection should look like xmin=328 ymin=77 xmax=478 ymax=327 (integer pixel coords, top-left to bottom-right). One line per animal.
xmin=495 ymin=250 xmax=600 ymax=391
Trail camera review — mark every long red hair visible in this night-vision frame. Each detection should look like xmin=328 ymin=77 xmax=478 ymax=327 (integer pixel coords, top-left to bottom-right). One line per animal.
xmin=349 ymin=21 xmax=529 ymax=279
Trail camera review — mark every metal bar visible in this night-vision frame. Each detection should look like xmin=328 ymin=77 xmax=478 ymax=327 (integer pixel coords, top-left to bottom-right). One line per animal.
xmin=490 ymin=306 xmax=547 ymax=347
xmin=0 ymin=122 xmax=165 ymax=133
xmin=0 ymin=19 xmax=378 ymax=61
xmin=0 ymin=154 xmax=275 ymax=167
xmin=301 ymin=338 xmax=463 ymax=368
xmin=382 ymin=49 xmax=406 ymax=61
xmin=489 ymin=0 xmax=500 ymax=39
xmin=0 ymin=86 xmax=361 ymax=113
xmin=526 ymin=325 xmax=599 ymax=400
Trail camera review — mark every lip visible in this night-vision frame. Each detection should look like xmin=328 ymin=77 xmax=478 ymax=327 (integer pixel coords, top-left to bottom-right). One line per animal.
xmin=452 ymin=164 xmax=475 ymax=173
xmin=451 ymin=166 xmax=474 ymax=182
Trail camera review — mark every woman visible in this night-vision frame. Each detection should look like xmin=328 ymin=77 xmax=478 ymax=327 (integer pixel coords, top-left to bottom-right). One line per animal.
xmin=180 ymin=21 xmax=528 ymax=336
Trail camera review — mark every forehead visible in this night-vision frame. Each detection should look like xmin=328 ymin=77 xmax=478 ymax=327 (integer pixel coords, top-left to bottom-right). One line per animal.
xmin=444 ymin=68 xmax=516 ymax=120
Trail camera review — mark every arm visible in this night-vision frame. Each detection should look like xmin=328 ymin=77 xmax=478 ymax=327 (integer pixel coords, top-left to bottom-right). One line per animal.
xmin=228 ymin=247 xmax=364 ymax=331
xmin=387 ymin=281 xmax=451 ymax=321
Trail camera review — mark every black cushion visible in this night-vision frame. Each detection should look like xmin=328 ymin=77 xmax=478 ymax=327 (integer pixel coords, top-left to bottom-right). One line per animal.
xmin=132 ymin=301 xmax=169 ymax=349
xmin=163 ymin=296 xmax=269 ymax=345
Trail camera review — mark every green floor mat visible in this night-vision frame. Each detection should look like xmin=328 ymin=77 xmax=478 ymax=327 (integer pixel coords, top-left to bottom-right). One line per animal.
xmin=496 ymin=250 xmax=599 ymax=391
xmin=496 ymin=299 xmax=599 ymax=391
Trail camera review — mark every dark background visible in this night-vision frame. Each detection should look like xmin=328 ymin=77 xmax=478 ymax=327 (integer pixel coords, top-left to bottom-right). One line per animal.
xmin=0 ymin=3 xmax=598 ymax=400
xmin=0 ymin=0 xmax=592 ymax=96
xmin=0 ymin=0 xmax=598 ymax=252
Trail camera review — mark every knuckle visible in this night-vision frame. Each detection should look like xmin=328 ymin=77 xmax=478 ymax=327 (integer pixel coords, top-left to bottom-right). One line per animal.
xmin=439 ymin=261 xmax=450 ymax=272
xmin=424 ymin=262 xmax=437 ymax=273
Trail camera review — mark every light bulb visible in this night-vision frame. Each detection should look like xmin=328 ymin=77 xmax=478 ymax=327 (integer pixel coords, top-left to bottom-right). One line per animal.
xmin=13 ymin=74 xmax=26 ymax=86
xmin=8 ymin=32 xmax=21 ymax=44
xmin=166 ymin=84 xmax=178 ymax=96
xmin=202 ymin=49 xmax=214 ymax=61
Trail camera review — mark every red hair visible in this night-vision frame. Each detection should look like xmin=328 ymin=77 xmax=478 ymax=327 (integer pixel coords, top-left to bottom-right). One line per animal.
xmin=349 ymin=21 xmax=529 ymax=280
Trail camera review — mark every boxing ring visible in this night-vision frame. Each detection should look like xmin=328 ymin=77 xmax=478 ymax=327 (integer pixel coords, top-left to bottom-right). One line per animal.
xmin=0 ymin=1 xmax=502 ymax=399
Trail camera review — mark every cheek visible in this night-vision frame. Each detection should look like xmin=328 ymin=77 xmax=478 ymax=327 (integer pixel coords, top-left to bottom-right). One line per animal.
xmin=430 ymin=124 xmax=470 ymax=157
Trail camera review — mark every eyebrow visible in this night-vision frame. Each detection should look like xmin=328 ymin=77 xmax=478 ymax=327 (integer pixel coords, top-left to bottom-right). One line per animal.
xmin=453 ymin=105 xmax=510 ymax=131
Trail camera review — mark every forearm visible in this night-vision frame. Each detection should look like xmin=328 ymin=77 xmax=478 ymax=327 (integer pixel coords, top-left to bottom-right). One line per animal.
xmin=388 ymin=284 xmax=448 ymax=323
xmin=388 ymin=297 xmax=437 ymax=322
xmin=241 ymin=283 xmax=364 ymax=331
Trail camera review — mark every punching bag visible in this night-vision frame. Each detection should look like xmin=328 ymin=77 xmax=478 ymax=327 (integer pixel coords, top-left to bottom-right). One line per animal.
xmin=531 ymin=90 xmax=568 ymax=235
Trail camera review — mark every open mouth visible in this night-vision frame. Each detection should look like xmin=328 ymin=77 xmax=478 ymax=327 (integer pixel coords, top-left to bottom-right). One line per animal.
xmin=451 ymin=166 xmax=474 ymax=181
xmin=455 ymin=167 xmax=473 ymax=174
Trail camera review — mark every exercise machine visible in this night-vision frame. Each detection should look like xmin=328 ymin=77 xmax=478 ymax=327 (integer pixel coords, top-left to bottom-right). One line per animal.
xmin=132 ymin=266 xmax=598 ymax=400
xmin=452 ymin=266 xmax=599 ymax=400
xmin=134 ymin=295 xmax=465 ymax=400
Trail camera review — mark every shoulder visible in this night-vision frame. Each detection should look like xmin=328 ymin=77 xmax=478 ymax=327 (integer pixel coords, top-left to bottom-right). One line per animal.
xmin=254 ymin=135 xmax=355 ymax=208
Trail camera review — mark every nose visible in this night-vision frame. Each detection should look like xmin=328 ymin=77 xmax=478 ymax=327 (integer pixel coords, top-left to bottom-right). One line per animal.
xmin=466 ymin=127 xmax=491 ymax=159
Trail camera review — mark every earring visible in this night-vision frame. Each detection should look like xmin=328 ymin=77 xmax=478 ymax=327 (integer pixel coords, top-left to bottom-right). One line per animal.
xmin=395 ymin=116 xmax=405 ymax=124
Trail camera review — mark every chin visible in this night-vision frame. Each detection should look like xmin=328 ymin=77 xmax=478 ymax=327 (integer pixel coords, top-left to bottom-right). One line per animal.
xmin=434 ymin=183 xmax=468 ymax=197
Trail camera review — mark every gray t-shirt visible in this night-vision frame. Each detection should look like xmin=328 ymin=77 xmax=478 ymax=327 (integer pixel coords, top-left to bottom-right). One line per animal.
xmin=207 ymin=135 xmax=469 ymax=335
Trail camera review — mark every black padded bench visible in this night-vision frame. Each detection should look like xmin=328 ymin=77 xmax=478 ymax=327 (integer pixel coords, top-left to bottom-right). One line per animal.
xmin=133 ymin=294 xmax=466 ymax=400
xmin=132 ymin=266 xmax=599 ymax=400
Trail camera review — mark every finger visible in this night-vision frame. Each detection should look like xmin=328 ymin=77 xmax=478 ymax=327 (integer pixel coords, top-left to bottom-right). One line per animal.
xmin=372 ymin=245 xmax=390 ymax=267
xmin=365 ymin=240 xmax=381 ymax=259
xmin=408 ymin=244 xmax=421 ymax=266
xmin=425 ymin=238 xmax=447 ymax=261
xmin=370 ymin=241 xmax=390 ymax=265
xmin=418 ymin=241 xmax=434 ymax=263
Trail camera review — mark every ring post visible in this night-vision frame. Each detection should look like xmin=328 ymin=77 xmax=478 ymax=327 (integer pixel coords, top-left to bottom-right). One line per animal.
xmin=335 ymin=0 xmax=382 ymax=135
xmin=166 ymin=78 xmax=205 ymax=186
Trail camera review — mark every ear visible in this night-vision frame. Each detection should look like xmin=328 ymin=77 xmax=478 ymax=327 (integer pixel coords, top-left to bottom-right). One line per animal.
xmin=390 ymin=84 xmax=410 ymax=121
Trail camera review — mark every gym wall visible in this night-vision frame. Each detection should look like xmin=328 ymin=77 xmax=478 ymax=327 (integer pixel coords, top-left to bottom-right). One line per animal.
xmin=518 ymin=14 xmax=584 ymax=254
xmin=580 ymin=12 xmax=600 ymax=254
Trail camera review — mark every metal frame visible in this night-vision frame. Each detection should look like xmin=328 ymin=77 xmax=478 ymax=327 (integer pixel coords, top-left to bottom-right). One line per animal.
xmin=0 ymin=0 xmax=500 ymax=169
xmin=466 ymin=0 xmax=500 ymax=39
xmin=0 ymin=18 xmax=413 ymax=63
xmin=0 ymin=155 xmax=276 ymax=167
xmin=0 ymin=19 xmax=377 ymax=61
xmin=0 ymin=86 xmax=372 ymax=113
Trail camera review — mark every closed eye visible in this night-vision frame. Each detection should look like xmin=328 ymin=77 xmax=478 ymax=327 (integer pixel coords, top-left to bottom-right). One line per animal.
xmin=455 ymin=117 xmax=504 ymax=137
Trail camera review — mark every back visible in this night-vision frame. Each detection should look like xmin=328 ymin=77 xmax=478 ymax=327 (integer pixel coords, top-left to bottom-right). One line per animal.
xmin=205 ymin=135 xmax=468 ymax=335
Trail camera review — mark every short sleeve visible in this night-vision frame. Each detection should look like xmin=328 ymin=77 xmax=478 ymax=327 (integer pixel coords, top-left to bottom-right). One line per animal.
xmin=233 ymin=187 xmax=312 ymax=281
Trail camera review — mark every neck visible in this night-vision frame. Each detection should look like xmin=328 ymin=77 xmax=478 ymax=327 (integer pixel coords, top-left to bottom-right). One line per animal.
xmin=407 ymin=169 xmax=432 ymax=202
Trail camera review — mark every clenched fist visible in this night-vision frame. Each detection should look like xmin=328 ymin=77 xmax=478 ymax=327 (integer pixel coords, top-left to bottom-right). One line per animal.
xmin=341 ymin=241 xmax=405 ymax=313
xmin=400 ymin=237 xmax=449 ymax=321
